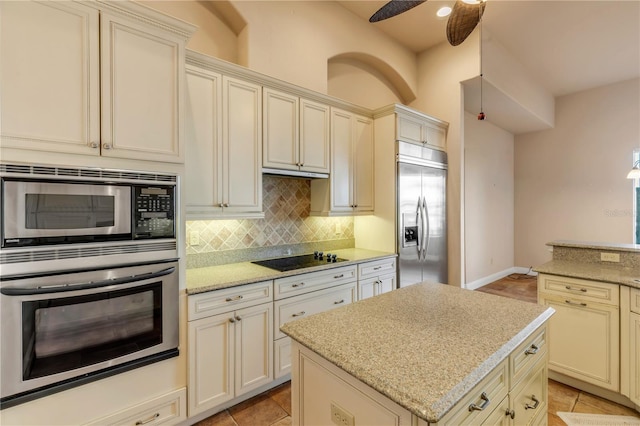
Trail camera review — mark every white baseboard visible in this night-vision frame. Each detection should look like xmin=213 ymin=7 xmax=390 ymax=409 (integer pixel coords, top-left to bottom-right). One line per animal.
xmin=465 ymin=266 xmax=538 ymax=290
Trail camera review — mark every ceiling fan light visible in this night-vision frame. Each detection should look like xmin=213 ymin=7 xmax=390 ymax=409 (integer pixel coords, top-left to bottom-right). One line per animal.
xmin=461 ymin=0 xmax=480 ymax=4
xmin=437 ymin=6 xmax=452 ymax=18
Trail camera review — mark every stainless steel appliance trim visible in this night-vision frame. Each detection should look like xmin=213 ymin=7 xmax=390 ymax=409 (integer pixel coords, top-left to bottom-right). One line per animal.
xmin=0 ymin=163 xmax=177 ymax=184
xmin=397 ymin=153 xmax=448 ymax=170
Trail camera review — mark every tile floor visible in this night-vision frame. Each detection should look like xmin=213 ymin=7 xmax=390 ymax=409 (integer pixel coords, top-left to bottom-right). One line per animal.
xmin=195 ymin=274 xmax=640 ymax=425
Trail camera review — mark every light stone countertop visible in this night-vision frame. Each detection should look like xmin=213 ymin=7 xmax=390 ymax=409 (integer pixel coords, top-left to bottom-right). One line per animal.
xmin=186 ymin=248 xmax=396 ymax=295
xmin=534 ymin=260 xmax=640 ymax=288
xmin=280 ymin=282 xmax=555 ymax=423
xmin=548 ymin=240 xmax=640 ymax=253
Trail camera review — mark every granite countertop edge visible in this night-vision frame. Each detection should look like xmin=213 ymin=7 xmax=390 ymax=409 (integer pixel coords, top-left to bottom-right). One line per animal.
xmin=534 ymin=260 xmax=640 ymax=288
xmin=186 ymin=248 xmax=397 ymax=295
xmin=546 ymin=240 xmax=640 ymax=253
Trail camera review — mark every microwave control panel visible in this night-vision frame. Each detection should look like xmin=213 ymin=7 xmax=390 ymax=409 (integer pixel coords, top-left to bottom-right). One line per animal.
xmin=133 ymin=185 xmax=175 ymax=239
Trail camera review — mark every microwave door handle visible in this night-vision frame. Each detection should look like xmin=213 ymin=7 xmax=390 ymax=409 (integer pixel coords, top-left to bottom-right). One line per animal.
xmin=0 ymin=266 xmax=176 ymax=296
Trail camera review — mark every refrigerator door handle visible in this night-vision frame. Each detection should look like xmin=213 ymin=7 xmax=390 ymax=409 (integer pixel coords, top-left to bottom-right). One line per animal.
xmin=416 ymin=197 xmax=423 ymax=259
xmin=422 ymin=197 xmax=430 ymax=261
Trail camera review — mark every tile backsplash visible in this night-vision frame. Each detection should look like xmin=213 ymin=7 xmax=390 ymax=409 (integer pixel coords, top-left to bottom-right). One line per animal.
xmin=186 ymin=175 xmax=354 ymax=268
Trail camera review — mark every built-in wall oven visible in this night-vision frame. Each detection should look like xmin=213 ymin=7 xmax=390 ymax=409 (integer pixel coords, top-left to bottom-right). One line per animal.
xmin=0 ymin=163 xmax=180 ymax=409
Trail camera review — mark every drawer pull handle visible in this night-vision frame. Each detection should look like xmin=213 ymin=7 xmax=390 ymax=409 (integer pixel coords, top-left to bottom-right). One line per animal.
xmin=226 ymin=295 xmax=244 ymax=302
xmin=334 ymin=299 xmax=345 ymax=305
xmin=525 ymin=395 xmax=540 ymax=410
xmin=506 ymin=409 xmax=515 ymax=419
xmin=468 ymin=392 xmax=490 ymax=412
xmin=525 ymin=344 xmax=539 ymax=355
xmin=334 ymin=274 xmax=344 ymax=279
xmin=135 ymin=413 xmax=160 ymax=425
xmin=373 ymin=266 xmax=382 ymax=270
xmin=565 ymin=285 xmax=587 ymax=292
xmin=565 ymin=300 xmax=587 ymax=307
xmin=292 ymin=311 xmax=306 ymax=317
xmin=292 ymin=283 xmax=305 ymax=288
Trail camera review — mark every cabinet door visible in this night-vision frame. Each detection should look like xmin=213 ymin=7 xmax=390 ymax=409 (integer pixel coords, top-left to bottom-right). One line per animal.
xmin=630 ymin=312 xmax=640 ymax=406
xmin=223 ymin=76 xmax=263 ymax=213
xmin=300 ymin=99 xmax=330 ymax=173
xmin=425 ymin=124 xmax=446 ymax=150
xmin=188 ymin=314 xmax=234 ymax=416
xmin=330 ymin=108 xmax=354 ymax=212
xmin=377 ymin=274 xmax=396 ymax=295
xmin=353 ymin=114 xmax=374 ymax=212
xmin=100 ymin=12 xmax=184 ymax=163
xmin=358 ymin=277 xmax=377 ymax=300
xmin=0 ymin=1 xmax=100 ymax=155
xmin=235 ymin=303 xmax=273 ymax=397
xmin=540 ymin=294 xmax=619 ymax=391
xmin=185 ymin=66 xmax=223 ymax=217
xmin=510 ymin=359 xmax=547 ymax=426
xmin=263 ymin=88 xmax=299 ymax=171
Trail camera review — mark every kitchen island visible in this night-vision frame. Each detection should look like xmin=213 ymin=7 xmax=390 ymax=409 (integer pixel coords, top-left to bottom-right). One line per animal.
xmin=281 ymin=282 xmax=555 ymax=425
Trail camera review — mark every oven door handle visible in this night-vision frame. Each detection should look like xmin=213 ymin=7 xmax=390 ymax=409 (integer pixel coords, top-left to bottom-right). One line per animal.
xmin=0 ymin=266 xmax=176 ymax=296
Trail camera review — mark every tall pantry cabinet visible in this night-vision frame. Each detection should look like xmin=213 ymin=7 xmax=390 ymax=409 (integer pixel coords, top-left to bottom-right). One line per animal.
xmin=0 ymin=1 xmax=194 ymax=163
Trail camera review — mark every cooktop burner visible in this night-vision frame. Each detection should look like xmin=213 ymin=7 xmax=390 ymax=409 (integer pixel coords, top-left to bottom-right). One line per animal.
xmin=252 ymin=252 xmax=347 ymax=272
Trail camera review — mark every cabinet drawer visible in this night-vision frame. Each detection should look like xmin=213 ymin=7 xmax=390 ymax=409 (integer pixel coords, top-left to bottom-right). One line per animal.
xmin=436 ymin=359 xmax=509 ymax=426
xmin=188 ymin=281 xmax=273 ymax=321
xmin=274 ymin=265 xmax=356 ymax=300
xmin=538 ymin=274 xmax=619 ymax=305
xmin=631 ymin=288 xmax=640 ymax=315
xmin=511 ymin=358 xmax=547 ymax=426
xmin=358 ymin=257 xmax=396 ymax=279
xmin=274 ymin=282 xmax=356 ymax=339
xmin=85 ymin=388 xmax=186 ymax=426
xmin=510 ymin=325 xmax=547 ymax=385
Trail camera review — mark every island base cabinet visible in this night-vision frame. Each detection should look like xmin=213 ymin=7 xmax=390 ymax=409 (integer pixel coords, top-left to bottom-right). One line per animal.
xmin=630 ymin=311 xmax=640 ymax=406
xmin=291 ymin=341 xmax=413 ymax=426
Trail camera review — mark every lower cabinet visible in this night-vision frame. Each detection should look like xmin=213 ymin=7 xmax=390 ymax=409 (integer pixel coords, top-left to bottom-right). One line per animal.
xmin=357 ymin=257 xmax=397 ymax=300
xmin=538 ymin=274 xmax=620 ymax=391
xmin=84 ymin=388 xmax=187 ymax=426
xmin=188 ymin=286 xmax=273 ymax=417
xmin=628 ymin=287 xmax=640 ymax=406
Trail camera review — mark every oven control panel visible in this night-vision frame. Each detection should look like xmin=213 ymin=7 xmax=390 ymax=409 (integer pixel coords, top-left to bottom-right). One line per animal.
xmin=133 ymin=185 xmax=175 ymax=239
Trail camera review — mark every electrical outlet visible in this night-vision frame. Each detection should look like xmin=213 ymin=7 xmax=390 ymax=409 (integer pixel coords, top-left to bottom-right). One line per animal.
xmin=600 ymin=252 xmax=620 ymax=262
xmin=335 ymin=222 xmax=342 ymax=235
xmin=330 ymin=402 xmax=355 ymax=426
xmin=189 ymin=231 xmax=200 ymax=246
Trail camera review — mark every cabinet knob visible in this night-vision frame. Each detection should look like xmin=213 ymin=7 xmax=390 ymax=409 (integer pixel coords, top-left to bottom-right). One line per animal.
xmin=229 ymin=318 xmax=236 ymax=323
xmin=235 ymin=315 xmax=242 ymax=321
xmin=505 ymin=409 xmax=515 ymax=419
xmin=89 ymin=141 xmax=99 ymax=149
xmin=102 ymin=143 xmax=112 ymax=150
xmin=223 ymin=203 xmax=229 ymax=208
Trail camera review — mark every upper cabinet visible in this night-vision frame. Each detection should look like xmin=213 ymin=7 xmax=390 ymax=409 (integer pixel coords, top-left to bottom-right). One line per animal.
xmin=262 ymin=88 xmax=330 ymax=175
xmin=0 ymin=1 xmax=195 ymax=163
xmin=185 ymin=59 xmax=263 ymax=219
xmin=395 ymin=106 xmax=448 ymax=151
xmin=311 ymin=108 xmax=374 ymax=216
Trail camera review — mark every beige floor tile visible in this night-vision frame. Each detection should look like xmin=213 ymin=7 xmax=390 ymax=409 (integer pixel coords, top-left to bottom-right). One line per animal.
xmin=229 ymin=394 xmax=288 ymax=426
xmin=547 ymin=380 xmax=580 ymax=414
xmin=268 ymin=383 xmax=292 ymax=415
xmin=270 ymin=416 xmax=292 ymax=426
xmin=194 ymin=410 xmax=238 ymax=426
xmin=548 ymin=412 xmax=568 ymax=426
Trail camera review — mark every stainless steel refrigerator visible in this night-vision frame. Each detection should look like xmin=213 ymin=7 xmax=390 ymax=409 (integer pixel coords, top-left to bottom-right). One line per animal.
xmin=397 ymin=141 xmax=448 ymax=287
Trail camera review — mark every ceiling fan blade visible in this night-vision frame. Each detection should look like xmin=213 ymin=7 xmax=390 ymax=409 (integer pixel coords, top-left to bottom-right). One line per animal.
xmin=446 ymin=0 xmax=486 ymax=46
xmin=369 ymin=0 xmax=427 ymax=23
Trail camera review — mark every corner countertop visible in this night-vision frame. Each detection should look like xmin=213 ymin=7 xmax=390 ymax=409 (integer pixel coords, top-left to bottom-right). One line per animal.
xmin=546 ymin=240 xmax=640 ymax=253
xmin=186 ymin=248 xmax=396 ymax=295
xmin=280 ymin=282 xmax=554 ymax=423
xmin=534 ymin=260 xmax=640 ymax=288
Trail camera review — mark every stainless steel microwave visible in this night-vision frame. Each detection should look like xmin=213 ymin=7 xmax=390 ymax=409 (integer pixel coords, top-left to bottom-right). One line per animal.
xmin=1 ymin=169 xmax=176 ymax=248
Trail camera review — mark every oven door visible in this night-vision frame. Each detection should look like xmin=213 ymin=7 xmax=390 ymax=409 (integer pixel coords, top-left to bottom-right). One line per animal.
xmin=2 ymin=179 xmax=131 ymax=246
xmin=0 ymin=260 xmax=178 ymax=404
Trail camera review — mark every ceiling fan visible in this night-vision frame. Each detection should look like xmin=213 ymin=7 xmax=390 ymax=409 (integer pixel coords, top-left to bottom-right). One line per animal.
xmin=369 ymin=0 xmax=486 ymax=46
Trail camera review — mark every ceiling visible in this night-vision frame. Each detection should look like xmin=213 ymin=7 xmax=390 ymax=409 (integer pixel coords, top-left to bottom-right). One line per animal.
xmin=337 ymin=0 xmax=640 ymax=133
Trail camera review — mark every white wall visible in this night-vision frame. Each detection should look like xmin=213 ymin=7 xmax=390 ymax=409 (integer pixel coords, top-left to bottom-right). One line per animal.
xmin=464 ymin=111 xmax=515 ymax=287
xmin=515 ymin=78 xmax=640 ymax=267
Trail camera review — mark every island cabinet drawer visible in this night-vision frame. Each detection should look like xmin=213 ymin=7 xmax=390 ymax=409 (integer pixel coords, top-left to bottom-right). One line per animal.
xmin=274 ymin=282 xmax=356 ymax=339
xmin=631 ymin=288 xmax=640 ymax=314
xmin=273 ymin=265 xmax=356 ymax=300
xmin=538 ymin=274 xmax=619 ymax=305
xmin=510 ymin=358 xmax=547 ymax=426
xmin=188 ymin=281 xmax=272 ymax=321
xmin=510 ymin=325 xmax=548 ymax=385
xmin=358 ymin=257 xmax=396 ymax=279
xmin=435 ymin=359 xmax=509 ymax=426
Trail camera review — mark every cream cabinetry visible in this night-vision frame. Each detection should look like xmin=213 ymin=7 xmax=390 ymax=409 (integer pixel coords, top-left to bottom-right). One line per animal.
xmin=0 ymin=1 xmax=193 ymax=163
xmin=311 ymin=108 xmax=374 ymax=215
xmin=627 ymin=287 xmax=640 ymax=406
xmin=187 ymin=282 xmax=273 ymax=416
xmin=273 ymin=266 xmax=357 ymax=378
xmin=84 ymin=388 xmax=186 ymax=426
xmin=538 ymin=274 xmax=620 ymax=391
xmin=263 ymin=88 xmax=330 ymax=175
xmin=185 ymin=62 xmax=263 ymax=218
xmin=397 ymin=110 xmax=447 ymax=150
xmin=357 ymin=257 xmax=396 ymax=300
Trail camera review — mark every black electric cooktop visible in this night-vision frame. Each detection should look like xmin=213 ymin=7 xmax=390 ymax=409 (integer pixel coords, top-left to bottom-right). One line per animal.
xmin=252 ymin=253 xmax=347 ymax=272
